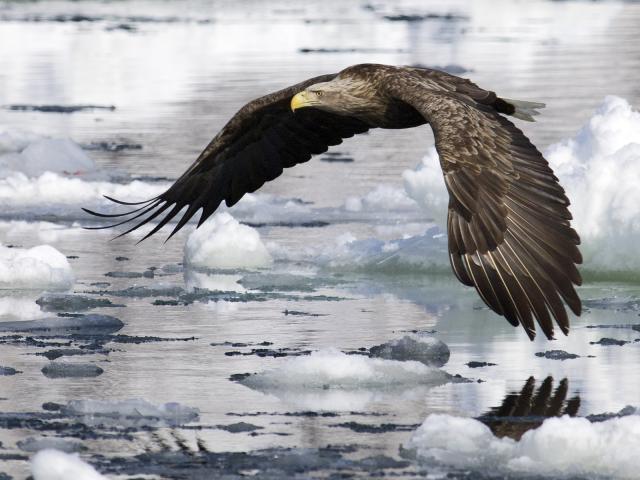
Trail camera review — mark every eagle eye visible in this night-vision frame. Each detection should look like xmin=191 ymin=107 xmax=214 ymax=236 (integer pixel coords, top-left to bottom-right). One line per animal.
xmin=315 ymin=91 xmax=323 ymax=97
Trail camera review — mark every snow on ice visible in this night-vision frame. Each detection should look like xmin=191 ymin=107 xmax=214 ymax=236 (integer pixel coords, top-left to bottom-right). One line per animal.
xmin=240 ymin=348 xmax=454 ymax=391
xmin=31 ymin=449 xmax=107 ymax=480
xmin=0 ymin=243 xmax=74 ymax=290
xmin=407 ymin=413 xmax=640 ymax=479
xmin=63 ymin=398 xmax=199 ymax=427
xmin=184 ymin=212 xmax=272 ymax=270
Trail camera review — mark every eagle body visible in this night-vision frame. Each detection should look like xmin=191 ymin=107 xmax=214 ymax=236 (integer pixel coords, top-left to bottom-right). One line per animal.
xmin=86 ymin=63 xmax=582 ymax=341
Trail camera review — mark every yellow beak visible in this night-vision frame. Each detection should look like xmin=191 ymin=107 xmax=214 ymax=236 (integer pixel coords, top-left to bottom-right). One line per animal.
xmin=291 ymin=91 xmax=311 ymax=111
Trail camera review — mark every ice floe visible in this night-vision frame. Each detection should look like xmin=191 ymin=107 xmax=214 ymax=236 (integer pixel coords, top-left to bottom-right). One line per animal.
xmin=62 ymin=398 xmax=199 ymax=427
xmin=406 ymin=413 xmax=640 ymax=479
xmin=0 ymin=314 xmax=123 ymax=334
xmin=0 ymin=243 xmax=74 ymax=290
xmin=0 ymin=127 xmax=167 ymax=219
xmin=31 ymin=449 xmax=107 ymax=480
xmin=239 ymin=348 xmax=454 ymax=391
xmin=184 ymin=212 xmax=272 ymax=270
xmin=545 ymin=96 xmax=640 ymax=272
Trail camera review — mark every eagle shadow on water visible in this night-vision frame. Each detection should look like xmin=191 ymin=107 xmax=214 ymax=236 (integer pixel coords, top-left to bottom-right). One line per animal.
xmin=84 ymin=63 xmax=582 ymax=341
xmin=477 ymin=376 xmax=581 ymax=441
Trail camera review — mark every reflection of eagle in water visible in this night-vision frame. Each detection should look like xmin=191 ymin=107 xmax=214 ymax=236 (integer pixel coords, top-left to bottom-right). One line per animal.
xmin=84 ymin=63 xmax=582 ymax=340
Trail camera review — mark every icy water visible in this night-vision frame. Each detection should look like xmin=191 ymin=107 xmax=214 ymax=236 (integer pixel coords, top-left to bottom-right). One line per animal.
xmin=1 ymin=0 xmax=640 ymax=478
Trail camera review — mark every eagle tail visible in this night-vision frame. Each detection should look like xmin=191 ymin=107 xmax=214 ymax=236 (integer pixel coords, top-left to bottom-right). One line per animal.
xmin=503 ymin=98 xmax=546 ymax=122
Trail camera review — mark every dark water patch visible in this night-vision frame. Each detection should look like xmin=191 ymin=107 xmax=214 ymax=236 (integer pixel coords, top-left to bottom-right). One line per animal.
xmin=227 ymin=410 xmax=388 ymax=418
xmin=239 ymin=273 xmax=333 ymax=292
xmin=590 ymin=337 xmax=629 ymax=346
xmin=412 ymin=63 xmax=472 ymax=74
xmin=330 ymin=421 xmax=419 ymax=433
xmin=81 ymin=142 xmax=142 ymax=152
xmin=0 ymin=13 xmax=214 ymax=25
xmin=211 ymin=341 xmax=274 ymax=348
xmin=92 ymin=444 xmax=412 ymax=479
xmin=0 ymin=366 xmax=21 ymax=376
xmin=0 ymin=335 xmax=72 ymax=349
xmin=105 ymin=270 xmax=154 ymax=279
xmin=466 ymin=361 xmax=497 ymax=368
xmin=41 ymin=363 xmax=104 ymax=378
xmin=299 ymin=47 xmax=407 ymax=54
xmin=115 ymin=256 xmax=130 ymax=261
xmin=17 ymin=436 xmax=85 ymax=453
xmin=242 ymin=220 xmax=330 ymax=228
xmin=583 ymin=296 xmax=640 ymax=313
xmin=217 ymin=422 xmax=263 ymax=433
xmin=383 ymin=13 xmax=469 ymax=22
xmin=586 ymin=323 xmax=640 ymax=332
xmin=535 ymin=350 xmax=581 ymax=360
xmin=36 ymin=294 xmax=124 ymax=312
xmin=283 ymin=309 xmax=327 ymax=317
xmin=106 ymin=23 xmax=137 ymax=32
xmin=587 ymin=405 xmax=638 ymax=422
xmin=36 ymin=347 xmax=111 ymax=361
xmin=320 ymin=152 xmax=354 ymax=163
xmin=224 ymin=346 xmax=312 ymax=358
xmin=89 ymin=286 xmax=346 ymax=305
xmin=4 ymin=104 xmax=115 ymax=113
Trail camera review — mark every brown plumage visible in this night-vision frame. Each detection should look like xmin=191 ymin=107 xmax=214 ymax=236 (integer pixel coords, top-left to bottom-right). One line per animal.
xmin=84 ymin=63 xmax=582 ymax=340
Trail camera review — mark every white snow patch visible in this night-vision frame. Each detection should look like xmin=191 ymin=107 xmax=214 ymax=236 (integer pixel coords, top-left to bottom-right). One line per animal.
xmin=401 ymin=97 xmax=640 ymax=272
xmin=0 ymin=243 xmax=74 ymax=290
xmin=240 ymin=348 xmax=453 ymax=391
xmin=0 ymin=172 xmax=166 ymax=207
xmin=343 ymin=185 xmax=416 ymax=213
xmin=0 ymin=296 xmax=45 ymax=320
xmin=184 ymin=212 xmax=272 ymax=270
xmin=403 ymin=145 xmax=448 ymax=227
xmin=407 ymin=413 xmax=640 ymax=479
xmin=31 ymin=449 xmax=107 ymax=480
xmin=545 ymin=96 xmax=640 ymax=270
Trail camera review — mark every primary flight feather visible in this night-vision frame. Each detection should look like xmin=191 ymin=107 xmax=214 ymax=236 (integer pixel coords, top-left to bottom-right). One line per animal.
xmin=84 ymin=63 xmax=582 ymax=340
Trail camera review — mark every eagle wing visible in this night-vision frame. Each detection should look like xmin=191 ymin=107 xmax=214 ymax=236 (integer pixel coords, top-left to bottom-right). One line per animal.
xmin=84 ymin=74 xmax=370 ymax=241
xmin=386 ymin=75 xmax=582 ymax=339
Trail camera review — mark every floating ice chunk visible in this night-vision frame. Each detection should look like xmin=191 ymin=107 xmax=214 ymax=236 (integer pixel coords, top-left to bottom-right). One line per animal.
xmin=0 ymin=243 xmax=74 ymax=290
xmin=36 ymin=293 xmax=122 ymax=312
xmin=545 ymin=96 xmax=640 ymax=271
xmin=369 ymin=335 xmax=450 ymax=367
xmin=42 ymin=363 xmax=104 ymax=378
xmin=31 ymin=449 xmax=107 ymax=480
xmin=240 ymin=348 xmax=454 ymax=392
xmin=62 ymin=398 xmax=199 ymax=427
xmin=184 ymin=213 xmax=272 ymax=270
xmin=0 ymin=127 xmax=95 ymax=178
xmin=343 ymin=185 xmax=416 ymax=213
xmin=407 ymin=413 xmax=640 ymax=479
xmin=0 ymin=314 xmax=123 ymax=334
xmin=0 ymin=172 xmax=167 ymax=209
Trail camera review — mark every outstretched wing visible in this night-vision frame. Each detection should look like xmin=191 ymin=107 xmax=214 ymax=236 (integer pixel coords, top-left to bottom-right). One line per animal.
xmin=84 ymin=74 xmax=370 ymax=241
xmin=386 ymin=75 xmax=582 ymax=340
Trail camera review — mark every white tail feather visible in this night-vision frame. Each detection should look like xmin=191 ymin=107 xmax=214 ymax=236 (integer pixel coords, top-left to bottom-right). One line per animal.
xmin=503 ymin=98 xmax=546 ymax=122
